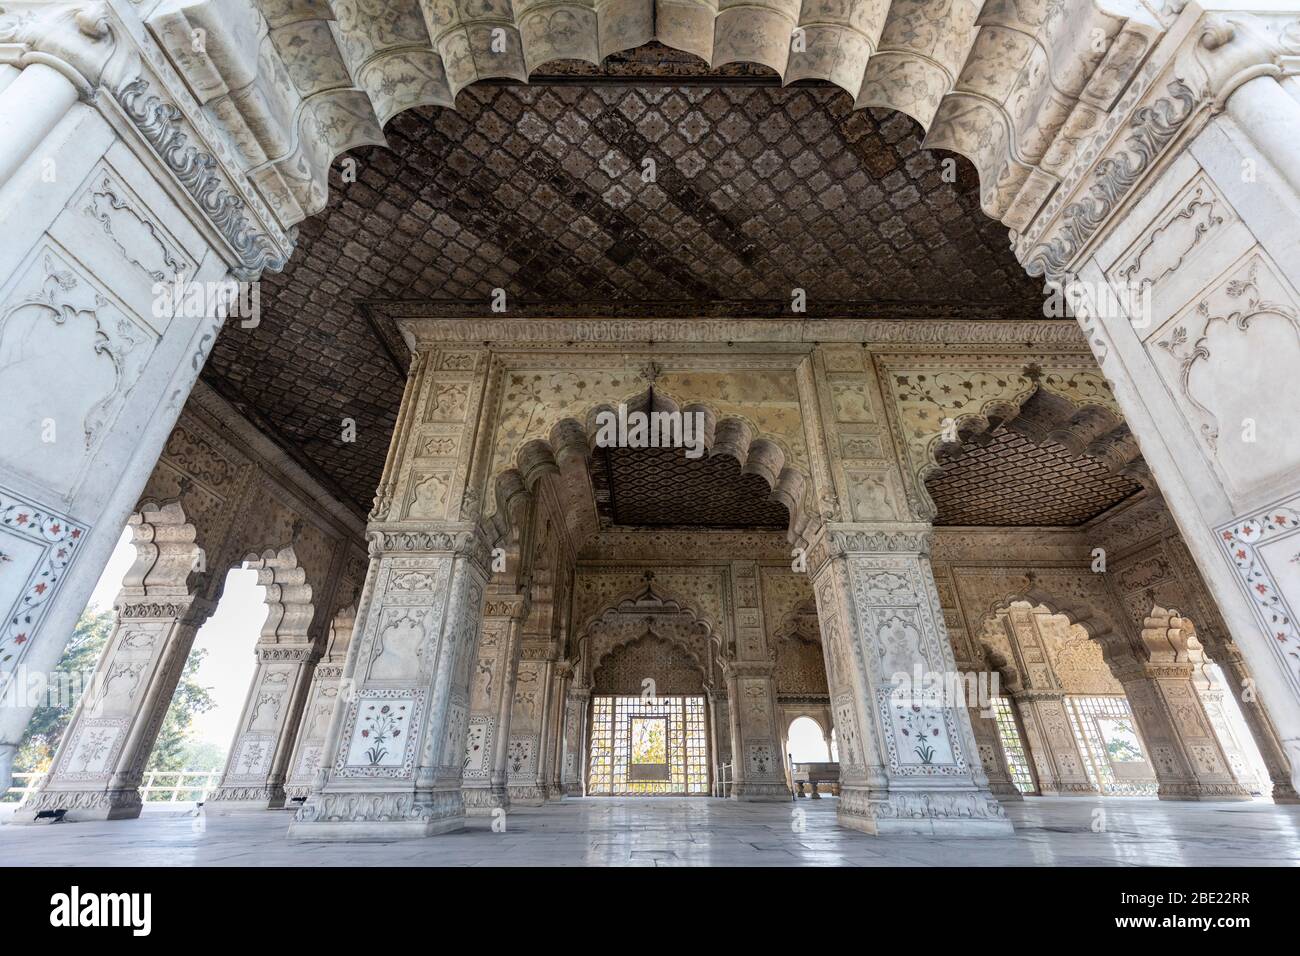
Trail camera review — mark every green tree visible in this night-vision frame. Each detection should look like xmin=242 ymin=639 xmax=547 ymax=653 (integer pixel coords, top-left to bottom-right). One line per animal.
xmin=13 ymin=608 xmax=114 ymax=774
xmin=146 ymin=647 xmax=217 ymax=773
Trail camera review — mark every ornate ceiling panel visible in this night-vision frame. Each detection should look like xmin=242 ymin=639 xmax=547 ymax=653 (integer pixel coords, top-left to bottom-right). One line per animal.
xmin=202 ymin=82 xmax=1049 ymax=513
xmin=594 ymin=445 xmax=790 ymax=529
xmin=927 ymin=427 xmax=1143 ymax=528
xmin=360 ymin=85 xmax=1046 ymax=316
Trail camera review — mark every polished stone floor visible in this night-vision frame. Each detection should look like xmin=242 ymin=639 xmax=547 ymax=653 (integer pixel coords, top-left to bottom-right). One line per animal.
xmin=2 ymin=795 xmax=1299 ymax=866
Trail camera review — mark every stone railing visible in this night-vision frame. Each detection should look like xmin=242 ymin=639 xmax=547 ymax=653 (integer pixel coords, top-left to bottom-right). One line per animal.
xmin=3 ymin=770 xmax=222 ymax=804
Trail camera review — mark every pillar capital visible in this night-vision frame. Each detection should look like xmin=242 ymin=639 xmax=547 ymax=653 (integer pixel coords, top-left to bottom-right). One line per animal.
xmin=1188 ymin=10 xmax=1300 ymax=110
xmin=481 ymin=584 xmax=530 ymax=623
xmin=0 ymin=1 xmax=117 ymax=97
xmin=804 ymin=523 xmax=932 ymax=577
xmin=365 ymin=527 xmax=495 ymax=579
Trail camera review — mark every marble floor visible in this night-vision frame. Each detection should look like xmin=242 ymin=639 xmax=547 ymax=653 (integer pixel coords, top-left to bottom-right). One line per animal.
xmin=2 ymin=795 xmax=1299 ymax=866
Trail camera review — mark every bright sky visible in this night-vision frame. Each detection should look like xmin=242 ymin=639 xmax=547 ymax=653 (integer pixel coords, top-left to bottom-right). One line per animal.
xmin=786 ymin=716 xmax=831 ymax=763
xmin=88 ymin=529 xmax=266 ymax=753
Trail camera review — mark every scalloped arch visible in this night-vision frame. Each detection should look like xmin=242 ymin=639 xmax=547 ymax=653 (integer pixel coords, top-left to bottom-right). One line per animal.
xmin=121 ymin=498 xmax=205 ymax=599
xmin=909 ymin=375 xmax=1147 ymax=520
xmin=975 ymin=589 xmax=1118 ymax=648
xmin=147 ymin=0 xmax=1163 ymax=236
xmin=577 ymin=576 xmax=719 ymax=648
xmin=241 ymin=544 xmax=316 ymax=643
xmin=577 ymin=577 xmax=722 ymax=686
xmin=487 ymin=385 xmax=818 ymax=545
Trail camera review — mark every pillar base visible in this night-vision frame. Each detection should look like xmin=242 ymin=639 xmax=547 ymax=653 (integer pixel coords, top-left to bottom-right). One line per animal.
xmin=283 ymin=785 xmax=313 ymax=805
xmin=1039 ymin=783 xmax=1099 ymax=796
xmin=1272 ymin=786 xmax=1300 ymax=805
xmin=204 ymin=785 xmax=286 ymax=812
xmin=506 ymin=784 xmax=547 ymax=806
xmin=11 ymin=788 xmax=143 ymax=824
xmin=286 ymin=789 xmax=464 ymax=841
xmin=731 ymin=782 xmax=792 ymax=801
xmin=1156 ymin=783 xmax=1254 ymax=802
xmin=462 ymin=784 xmax=509 ymax=816
xmin=837 ymin=785 xmax=1015 ymax=836
xmin=987 ymin=781 xmax=1025 ymax=801
xmin=287 ymin=816 xmax=465 ymax=841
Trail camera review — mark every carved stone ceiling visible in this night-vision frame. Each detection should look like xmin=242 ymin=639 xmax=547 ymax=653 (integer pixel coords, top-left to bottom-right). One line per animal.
xmin=927 ymin=427 xmax=1143 ymax=528
xmin=593 ymin=445 xmax=790 ymax=530
xmin=201 ymin=68 xmax=1049 ymax=515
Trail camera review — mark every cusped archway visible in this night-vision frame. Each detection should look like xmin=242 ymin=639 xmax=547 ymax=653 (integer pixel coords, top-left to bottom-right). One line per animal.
xmin=149 ymin=2 xmax=1162 ymax=244
xmin=486 ymin=386 xmax=818 ymax=548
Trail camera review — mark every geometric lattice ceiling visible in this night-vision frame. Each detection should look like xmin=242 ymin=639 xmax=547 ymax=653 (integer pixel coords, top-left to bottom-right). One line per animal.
xmin=928 ymin=427 xmax=1143 ymax=527
xmin=201 ymin=62 xmax=1049 ymax=515
xmin=593 ymin=445 xmax=789 ymax=529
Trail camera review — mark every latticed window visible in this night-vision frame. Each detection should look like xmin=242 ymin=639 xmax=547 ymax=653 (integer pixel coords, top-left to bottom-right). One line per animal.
xmin=991 ymin=696 xmax=1036 ymax=794
xmin=587 ymin=695 xmax=709 ymax=795
xmin=1066 ymin=695 xmax=1158 ymax=797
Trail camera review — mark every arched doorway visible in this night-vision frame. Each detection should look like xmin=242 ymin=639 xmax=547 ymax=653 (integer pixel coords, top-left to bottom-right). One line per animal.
xmin=786 ymin=716 xmax=830 ymax=763
xmin=587 ymin=627 xmax=712 ymax=796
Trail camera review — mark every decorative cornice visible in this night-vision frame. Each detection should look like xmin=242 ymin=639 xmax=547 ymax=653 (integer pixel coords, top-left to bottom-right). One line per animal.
xmin=1022 ymin=79 xmax=1199 ymax=284
xmin=829 ymin=528 xmax=932 ymax=556
xmin=113 ymin=76 xmax=288 ymax=280
xmin=186 ymin=381 xmax=366 ymax=536
xmin=375 ymin=298 xmax=1053 ymax=324
xmin=117 ymin=599 xmax=194 ymax=621
xmin=394 ymin=317 xmax=1089 ymax=350
xmin=255 ymin=644 xmax=318 ymax=663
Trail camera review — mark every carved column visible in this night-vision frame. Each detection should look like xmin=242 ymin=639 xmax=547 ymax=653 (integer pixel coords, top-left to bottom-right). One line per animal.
xmin=725 ymin=560 xmax=789 ymax=800
xmin=959 ymin=667 xmax=1022 ymax=801
xmin=1196 ymin=636 xmax=1299 ymax=803
xmin=1192 ymin=662 xmax=1264 ymax=794
xmin=1099 ymin=613 xmax=1251 ymax=801
xmin=1013 ymin=691 xmax=1096 ymax=795
xmin=1160 ymin=536 xmax=1300 ymax=803
xmin=808 ymin=529 xmax=1012 ymax=835
xmin=994 ymin=608 xmax=1096 ymax=795
xmin=289 ymin=345 xmax=495 ymax=839
xmin=15 ymin=502 xmax=211 ymax=821
xmin=462 ymin=587 xmax=528 ymax=815
xmin=0 ymin=9 xmax=277 ymax=791
xmin=933 ymin=559 xmax=1022 ymax=802
xmin=283 ymin=605 xmax=356 ymax=803
xmin=207 ymin=547 xmax=319 ymax=810
xmin=287 ymin=531 xmax=489 ymax=840
xmin=545 ymin=661 xmax=572 ymax=799
xmin=506 ymin=646 xmax=553 ymax=805
xmin=560 ymin=683 xmax=589 ymax=796
xmin=707 ymin=687 xmax=731 ymax=795
xmin=1022 ymin=10 xmax=1300 ymax=793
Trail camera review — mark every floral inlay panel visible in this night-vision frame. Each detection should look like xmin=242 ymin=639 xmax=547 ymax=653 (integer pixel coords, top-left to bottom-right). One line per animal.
xmin=0 ymin=489 xmax=87 ymax=678
xmin=1218 ymin=502 xmax=1300 ymax=695
xmin=337 ymin=691 xmax=422 ymax=777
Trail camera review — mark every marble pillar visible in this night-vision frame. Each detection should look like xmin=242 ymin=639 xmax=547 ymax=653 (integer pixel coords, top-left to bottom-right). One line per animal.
xmin=14 ymin=503 xmax=210 ymax=821
xmin=207 ymin=547 xmax=320 ymax=810
xmin=560 ymin=685 xmax=589 ymax=796
xmin=1100 ymin=614 xmax=1251 ymax=801
xmin=808 ymin=529 xmax=1012 ymax=835
xmin=725 ymin=560 xmax=790 ymax=800
xmin=283 ymin=605 xmax=356 ymax=804
xmin=462 ymin=587 xmax=527 ymax=815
